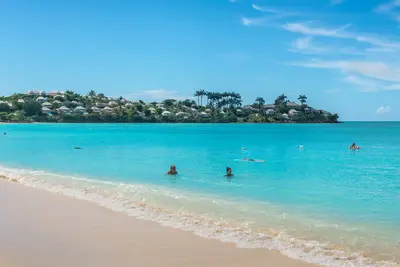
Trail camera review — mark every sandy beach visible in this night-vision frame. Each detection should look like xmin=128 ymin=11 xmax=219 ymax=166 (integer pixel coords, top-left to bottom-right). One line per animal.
xmin=0 ymin=180 xmax=316 ymax=267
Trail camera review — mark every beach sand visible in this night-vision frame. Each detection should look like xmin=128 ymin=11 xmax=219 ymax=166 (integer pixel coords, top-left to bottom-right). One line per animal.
xmin=0 ymin=180 xmax=316 ymax=267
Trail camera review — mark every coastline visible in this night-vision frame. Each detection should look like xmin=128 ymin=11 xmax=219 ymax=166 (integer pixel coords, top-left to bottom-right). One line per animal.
xmin=0 ymin=179 xmax=315 ymax=267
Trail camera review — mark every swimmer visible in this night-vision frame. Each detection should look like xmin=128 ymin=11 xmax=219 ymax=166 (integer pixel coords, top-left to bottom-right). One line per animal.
xmin=298 ymin=145 xmax=304 ymax=149
xmin=74 ymin=146 xmax=82 ymax=150
xmin=349 ymin=143 xmax=360 ymax=150
xmin=242 ymin=147 xmax=246 ymax=150
xmin=166 ymin=164 xmax=178 ymax=175
xmin=244 ymin=157 xmax=255 ymax=162
xmin=225 ymin=167 xmax=234 ymax=177
xmin=3 ymin=132 xmax=6 ymax=135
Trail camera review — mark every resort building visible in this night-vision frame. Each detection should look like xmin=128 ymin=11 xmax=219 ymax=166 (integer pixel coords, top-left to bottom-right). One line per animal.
xmin=288 ymin=109 xmax=298 ymax=116
xmin=36 ymin=96 xmax=47 ymax=103
xmin=58 ymin=106 xmax=70 ymax=114
xmin=42 ymin=102 xmax=52 ymax=108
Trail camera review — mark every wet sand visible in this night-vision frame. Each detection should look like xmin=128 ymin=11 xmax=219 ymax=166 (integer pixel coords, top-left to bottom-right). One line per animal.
xmin=0 ymin=180 xmax=316 ymax=267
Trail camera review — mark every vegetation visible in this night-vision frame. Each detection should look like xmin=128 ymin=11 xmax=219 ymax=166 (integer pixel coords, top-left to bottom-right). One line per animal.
xmin=0 ymin=90 xmax=339 ymax=123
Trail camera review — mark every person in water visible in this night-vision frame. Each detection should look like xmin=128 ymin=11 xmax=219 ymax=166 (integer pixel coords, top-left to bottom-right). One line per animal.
xmin=166 ymin=165 xmax=178 ymax=175
xmin=349 ymin=143 xmax=360 ymax=150
xmin=244 ymin=157 xmax=255 ymax=162
xmin=225 ymin=167 xmax=234 ymax=177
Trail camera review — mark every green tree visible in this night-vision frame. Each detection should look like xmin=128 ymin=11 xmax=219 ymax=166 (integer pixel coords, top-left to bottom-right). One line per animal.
xmin=163 ymin=99 xmax=176 ymax=107
xmin=298 ymin=95 xmax=307 ymax=105
xmin=23 ymin=100 xmax=42 ymax=116
xmin=144 ymin=109 xmax=151 ymax=117
xmin=88 ymin=90 xmax=97 ymax=98
xmin=136 ymin=104 xmax=143 ymax=112
xmin=0 ymin=103 xmax=10 ymax=112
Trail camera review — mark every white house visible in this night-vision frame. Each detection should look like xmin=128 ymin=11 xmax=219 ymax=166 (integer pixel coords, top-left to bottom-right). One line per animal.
xmin=162 ymin=111 xmax=173 ymax=116
xmin=17 ymin=99 xmax=25 ymax=103
xmin=148 ymin=107 xmax=156 ymax=114
xmin=176 ymin=111 xmax=189 ymax=117
xmin=58 ymin=106 xmax=70 ymax=113
xmin=108 ymin=101 xmax=118 ymax=107
xmin=39 ymin=90 xmax=46 ymax=96
xmin=266 ymin=109 xmax=275 ymax=115
xmin=102 ymin=106 xmax=113 ymax=113
xmin=191 ymin=108 xmax=199 ymax=113
xmin=42 ymin=102 xmax=52 ymax=108
xmin=41 ymin=107 xmax=52 ymax=114
xmin=27 ymin=90 xmax=35 ymax=95
xmin=53 ymin=100 xmax=62 ymax=105
xmin=71 ymin=101 xmax=82 ymax=106
xmin=288 ymin=109 xmax=298 ymax=116
xmin=124 ymin=102 xmax=133 ymax=107
xmin=200 ymin=111 xmax=210 ymax=118
xmin=74 ymin=106 xmax=86 ymax=113
xmin=36 ymin=96 xmax=46 ymax=103
xmin=205 ymin=109 xmax=212 ymax=113
xmin=96 ymin=102 xmax=107 ymax=108
xmin=281 ymin=113 xmax=289 ymax=120
xmin=91 ymin=107 xmax=100 ymax=113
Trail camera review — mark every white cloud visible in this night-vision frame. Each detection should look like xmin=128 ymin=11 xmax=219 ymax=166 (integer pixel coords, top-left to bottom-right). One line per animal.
xmin=251 ymin=4 xmax=296 ymax=16
xmin=342 ymin=75 xmax=400 ymax=92
xmin=126 ymin=89 xmax=192 ymax=101
xmin=376 ymin=106 xmax=392 ymax=115
xmin=290 ymin=60 xmax=400 ymax=83
xmin=241 ymin=17 xmax=266 ymax=26
xmin=375 ymin=0 xmax=400 ymax=22
xmin=282 ymin=23 xmax=400 ymax=50
xmin=289 ymin=36 xmax=364 ymax=55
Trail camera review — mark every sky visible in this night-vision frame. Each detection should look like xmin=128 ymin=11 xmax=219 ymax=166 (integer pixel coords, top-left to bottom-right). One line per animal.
xmin=1 ymin=0 xmax=400 ymax=121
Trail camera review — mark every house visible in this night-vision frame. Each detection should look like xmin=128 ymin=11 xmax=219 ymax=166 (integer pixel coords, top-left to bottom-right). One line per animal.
xmin=58 ymin=106 xmax=70 ymax=114
xmin=74 ymin=106 xmax=86 ymax=113
xmin=287 ymin=102 xmax=301 ymax=109
xmin=42 ymin=102 xmax=52 ymax=108
xmin=264 ymin=104 xmax=276 ymax=109
xmin=102 ymin=106 xmax=113 ymax=113
xmin=265 ymin=109 xmax=275 ymax=115
xmin=108 ymin=101 xmax=118 ymax=107
xmin=281 ymin=113 xmax=289 ymax=120
xmin=236 ymin=109 xmax=242 ymax=113
xmin=96 ymin=102 xmax=107 ymax=108
xmin=205 ymin=109 xmax=212 ymax=113
xmin=36 ymin=96 xmax=46 ymax=103
xmin=39 ymin=90 xmax=46 ymax=96
xmin=41 ymin=107 xmax=52 ymax=114
xmin=162 ymin=111 xmax=173 ymax=117
xmin=91 ymin=107 xmax=100 ymax=113
xmin=288 ymin=109 xmax=298 ymax=116
xmin=124 ymin=102 xmax=133 ymax=107
xmin=176 ymin=111 xmax=189 ymax=117
xmin=53 ymin=100 xmax=62 ymax=105
xmin=148 ymin=107 xmax=156 ymax=114
xmin=27 ymin=90 xmax=35 ymax=95
xmin=71 ymin=101 xmax=82 ymax=106
xmin=17 ymin=99 xmax=25 ymax=103
xmin=200 ymin=111 xmax=210 ymax=118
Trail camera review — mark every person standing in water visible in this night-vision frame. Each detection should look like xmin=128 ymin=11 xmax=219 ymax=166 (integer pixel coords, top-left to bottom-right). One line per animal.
xmin=166 ymin=165 xmax=178 ymax=175
xmin=225 ymin=167 xmax=234 ymax=177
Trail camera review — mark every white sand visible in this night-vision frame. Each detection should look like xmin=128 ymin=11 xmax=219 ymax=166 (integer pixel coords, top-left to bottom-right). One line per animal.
xmin=0 ymin=180 xmax=316 ymax=267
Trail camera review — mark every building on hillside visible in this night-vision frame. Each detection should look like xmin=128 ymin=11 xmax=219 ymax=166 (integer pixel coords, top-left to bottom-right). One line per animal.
xmin=42 ymin=102 xmax=52 ymax=108
xmin=58 ymin=106 xmax=70 ymax=114
xmin=36 ymin=96 xmax=46 ymax=103
xmin=41 ymin=107 xmax=52 ymax=114
xmin=266 ymin=109 xmax=275 ymax=115
xmin=17 ymin=99 xmax=25 ymax=103
xmin=287 ymin=102 xmax=301 ymax=109
xmin=288 ymin=109 xmax=298 ymax=116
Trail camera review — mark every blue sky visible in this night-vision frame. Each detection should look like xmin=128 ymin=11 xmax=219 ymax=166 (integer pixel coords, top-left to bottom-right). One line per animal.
xmin=1 ymin=0 xmax=400 ymax=121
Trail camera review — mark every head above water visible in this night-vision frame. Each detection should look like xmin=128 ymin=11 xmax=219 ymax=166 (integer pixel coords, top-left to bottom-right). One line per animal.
xmin=226 ymin=167 xmax=232 ymax=175
xmin=170 ymin=165 xmax=177 ymax=172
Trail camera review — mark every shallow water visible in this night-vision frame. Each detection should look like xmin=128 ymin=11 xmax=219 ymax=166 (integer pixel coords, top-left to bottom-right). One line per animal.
xmin=0 ymin=123 xmax=399 ymax=266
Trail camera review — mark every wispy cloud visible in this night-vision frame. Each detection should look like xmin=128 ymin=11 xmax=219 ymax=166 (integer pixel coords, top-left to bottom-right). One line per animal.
xmin=289 ymin=36 xmax=364 ymax=55
xmin=376 ymin=106 xmax=392 ymax=114
xmin=374 ymin=0 xmax=400 ymax=22
xmin=330 ymin=0 xmax=346 ymax=6
xmin=126 ymin=89 xmax=192 ymax=101
xmin=290 ymin=60 xmax=400 ymax=84
xmin=282 ymin=22 xmax=400 ymax=50
xmin=241 ymin=16 xmax=267 ymax=26
xmin=342 ymin=75 xmax=400 ymax=92
xmin=251 ymin=4 xmax=297 ymax=16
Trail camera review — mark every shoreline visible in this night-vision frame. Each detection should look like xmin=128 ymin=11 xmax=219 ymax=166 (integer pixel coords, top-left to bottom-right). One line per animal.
xmin=0 ymin=179 xmax=316 ymax=267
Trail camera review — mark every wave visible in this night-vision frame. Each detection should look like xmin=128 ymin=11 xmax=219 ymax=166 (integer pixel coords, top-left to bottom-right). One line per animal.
xmin=0 ymin=164 xmax=397 ymax=267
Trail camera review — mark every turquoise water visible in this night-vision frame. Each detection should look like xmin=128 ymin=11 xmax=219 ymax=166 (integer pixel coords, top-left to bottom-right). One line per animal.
xmin=0 ymin=123 xmax=399 ymax=266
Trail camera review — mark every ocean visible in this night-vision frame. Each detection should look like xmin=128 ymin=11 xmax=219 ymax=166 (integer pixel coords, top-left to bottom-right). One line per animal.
xmin=0 ymin=123 xmax=399 ymax=266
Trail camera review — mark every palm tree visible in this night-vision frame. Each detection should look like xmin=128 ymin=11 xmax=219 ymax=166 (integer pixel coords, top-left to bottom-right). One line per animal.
xmin=274 ymin=94 xmax=288 ymax=105
xmin=298 ymin=94 xmax=307 ymax=105
xmin=198 ymin=89 xmax=206 ymax=106
xmin=194 ymin=90 xmax=201 ymax=106
xmin=88 ymin=90 xmax=97 ymax=98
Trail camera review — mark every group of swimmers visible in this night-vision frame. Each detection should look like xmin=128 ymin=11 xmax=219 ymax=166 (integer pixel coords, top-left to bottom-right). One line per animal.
xmin=166 ymin=165 xmax=234 ymax=177
xmin=165 ymin=143 xmax=360 ymax=178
